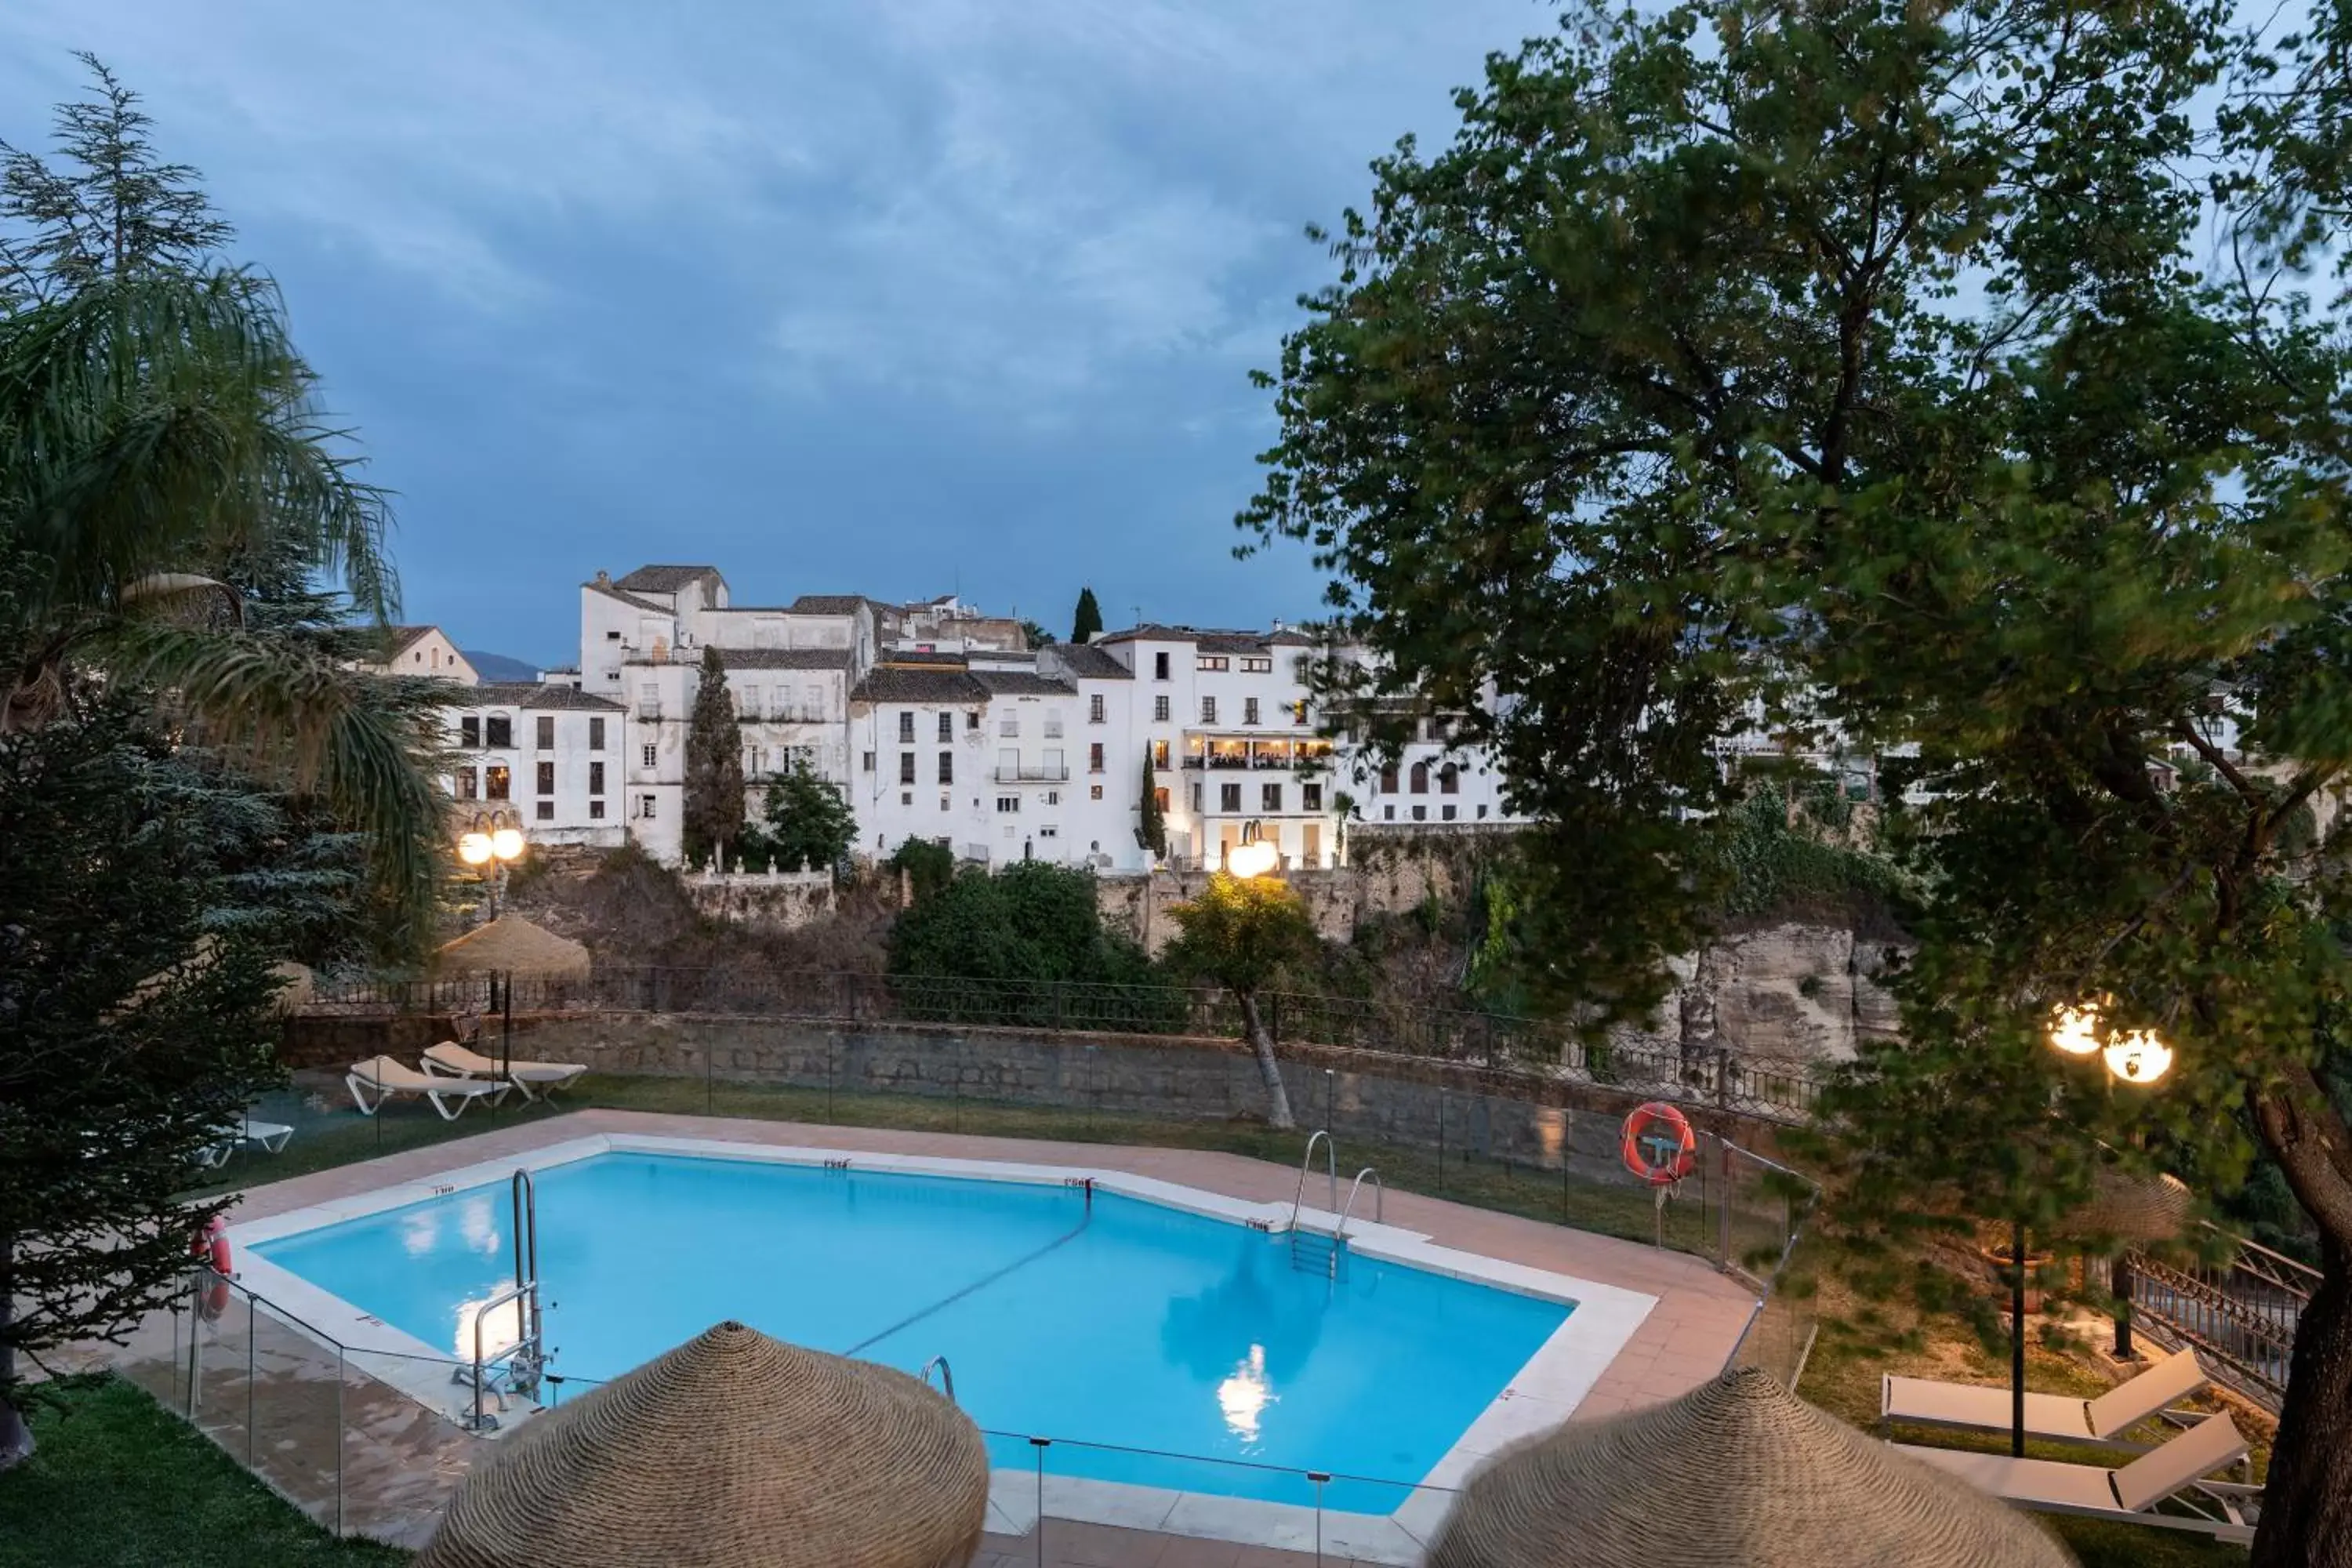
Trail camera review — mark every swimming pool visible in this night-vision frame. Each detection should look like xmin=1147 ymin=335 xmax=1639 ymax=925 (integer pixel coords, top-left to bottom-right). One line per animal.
xmin=255 ymin=1148 xmax=1566 ymax=1509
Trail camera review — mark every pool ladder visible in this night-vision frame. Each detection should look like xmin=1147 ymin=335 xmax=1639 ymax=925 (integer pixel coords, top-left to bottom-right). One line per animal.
xmin=456 ymin=1169 xmax=547 ymax=1432
xmin=1287 ymin=1133 xmax=1381 ymax=1279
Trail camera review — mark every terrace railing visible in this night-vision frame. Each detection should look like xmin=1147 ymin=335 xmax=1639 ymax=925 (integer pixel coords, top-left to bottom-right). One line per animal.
xmin=2122 ymin=1224 xmax=2320 ymax=1411
xmin=306 ymin=966 xmax=1830 ymax=1126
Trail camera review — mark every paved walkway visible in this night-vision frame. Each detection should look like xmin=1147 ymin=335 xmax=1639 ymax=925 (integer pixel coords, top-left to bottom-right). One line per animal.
xmin=104 ymin=1109 xmax=1758 ymax=1561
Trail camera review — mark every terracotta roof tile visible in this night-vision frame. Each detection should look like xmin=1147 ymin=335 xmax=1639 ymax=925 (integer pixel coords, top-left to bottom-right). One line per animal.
xmin=613 ymin=564 xmax=722 ymax=593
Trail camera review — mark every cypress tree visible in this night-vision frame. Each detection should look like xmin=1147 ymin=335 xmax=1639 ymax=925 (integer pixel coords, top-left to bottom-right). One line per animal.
xmin=681 ymin=644 xmax=744 ymax=867
xmin=1070 ymin=586 xmax=1104 ymax=644
xmin=1134 ymin=751 xmax=1166 ymax=860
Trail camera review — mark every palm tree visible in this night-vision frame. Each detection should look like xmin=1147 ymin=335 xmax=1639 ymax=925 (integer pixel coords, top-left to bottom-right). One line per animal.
xmin=0 ymin=270 xmax=446 ymax=933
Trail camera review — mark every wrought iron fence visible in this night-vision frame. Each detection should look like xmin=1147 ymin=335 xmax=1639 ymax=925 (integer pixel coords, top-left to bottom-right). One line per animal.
xmin=306 ymin=965 xmax=1830 ymax=1124
xmin=2123 ymin=1223 xmax=2320 ymax=1410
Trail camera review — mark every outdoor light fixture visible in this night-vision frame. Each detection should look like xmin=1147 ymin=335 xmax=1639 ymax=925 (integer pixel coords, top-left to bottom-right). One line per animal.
xmin=458 ymin=830 xmax=495 ymax=866
xmin=490 ymin=825 xmax=525 ymax=861
xmin=2045 ymin=1001 xmax=2103 ymax=1057
xmin=2102 ymin=1029 xmax=2174 ymax=1086
xmin=1226 ymin=840 xmax=1279 ymax=880
xmin=459 ymin=809 xmax=527 ymax=917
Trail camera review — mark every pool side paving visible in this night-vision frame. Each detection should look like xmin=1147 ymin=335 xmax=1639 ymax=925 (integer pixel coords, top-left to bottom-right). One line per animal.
xmin=91 ymin=1108 xmax=1759 ymax=1565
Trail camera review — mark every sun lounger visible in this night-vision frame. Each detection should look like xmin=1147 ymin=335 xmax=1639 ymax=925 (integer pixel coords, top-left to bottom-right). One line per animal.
xmin=193 ymin=1118 xmax=297 ymax=1169
xmin=346 ymin=1055 xmax=511 ymax=1120
xmin=421 ymin=1040 xmax=587 ymax=1102
xmin=1882 ymin=1345 xmax=2209 ymax=1446
xmin=1897 ymin=1410 xmax=2256 ymax=1541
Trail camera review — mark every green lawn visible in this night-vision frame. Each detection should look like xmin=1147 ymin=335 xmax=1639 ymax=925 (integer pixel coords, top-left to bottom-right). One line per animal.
xmin=0 ymin=1377 xmax=402 ymax=1568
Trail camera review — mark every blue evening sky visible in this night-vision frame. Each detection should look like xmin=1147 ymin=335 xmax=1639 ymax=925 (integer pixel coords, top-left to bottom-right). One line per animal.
xmin=1 ymin=2 xmax=1552 ymax=666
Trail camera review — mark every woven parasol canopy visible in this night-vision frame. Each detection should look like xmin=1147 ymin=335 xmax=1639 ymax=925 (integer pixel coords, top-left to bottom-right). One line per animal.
xmin=416 ymin=1322 xmax=989 ymax=1568
xmin=267 ymin=960 xmax=315 ymax=1014
xmin=2052 ymin=1167 xmax=2195 ymax=1247
xmin=432 ymin=914 xmax=590 ymax=981
xmin=1425 ymin=1367 xmax=2076 ymax=1568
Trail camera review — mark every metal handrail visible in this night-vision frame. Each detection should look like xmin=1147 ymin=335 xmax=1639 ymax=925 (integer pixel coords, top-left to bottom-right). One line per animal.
xmin=1338 ymin=1167 xmax=1383 ymax=1237
xmin=511 ymin=1169 xmax=542 ymax=1365
xmin=920 ymin=1356 xmax=956 ymax=1403
xmin=464 ymin=1279 xmax=539 ymax=1432
xmin=1290 ymin=1131 xmax=1337 ymax=1226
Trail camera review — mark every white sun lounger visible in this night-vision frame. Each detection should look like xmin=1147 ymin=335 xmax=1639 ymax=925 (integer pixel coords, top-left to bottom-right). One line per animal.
xmin=346 ymin=1055 xmax=512 ymax=1120
xmin=421 ymin=1040 xmax=587 ymax=1102
xmin=1882 ymin=1345 xmax=2210 ymax=1446
xmin=193 ymin=1118 xmax=296 ymax=1169
xmin=1897 ymin=1410 xmax=2256 ymax=1541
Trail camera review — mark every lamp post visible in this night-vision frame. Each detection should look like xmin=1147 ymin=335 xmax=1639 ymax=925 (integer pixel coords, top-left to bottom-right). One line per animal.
xmin=2015 ymin=999 xmax=2172 ymax=1455
xmin=1225 ymin=818 xmax=1279 ymax=880
xmin=458 ymin=808 xmax=527 ymax=920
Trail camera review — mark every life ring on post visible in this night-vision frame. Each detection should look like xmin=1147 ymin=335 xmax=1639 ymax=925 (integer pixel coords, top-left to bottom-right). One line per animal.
xmin=192 ymin=1215 xmax=232 ymax=1321
xmin=1621 ymin=1102 xmax=1697 ymax=1187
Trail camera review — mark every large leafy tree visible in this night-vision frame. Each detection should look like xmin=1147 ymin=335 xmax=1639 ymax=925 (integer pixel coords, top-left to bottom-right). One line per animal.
xmin=0 ymin=699 xmax=285 ymax=1465
xmin=1240 ymin=2 xmax=2352 ymax=1555
xmin=742 ymin=755 xmax=856 ymax=876
xmin=681 ymin=644 xmax=746 ymax=868
xmin=1163 ymin=873 xmax=1320 ymax=1130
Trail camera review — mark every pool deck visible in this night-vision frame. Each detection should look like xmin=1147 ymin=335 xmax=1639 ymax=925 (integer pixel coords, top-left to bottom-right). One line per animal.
xmin=109 ymin=1108 xmax=1759 ymax=1564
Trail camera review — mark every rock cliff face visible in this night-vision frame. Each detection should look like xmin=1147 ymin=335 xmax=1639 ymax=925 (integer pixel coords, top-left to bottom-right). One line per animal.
xmin=1613 ymin=922 xmax=1908 ymax=1064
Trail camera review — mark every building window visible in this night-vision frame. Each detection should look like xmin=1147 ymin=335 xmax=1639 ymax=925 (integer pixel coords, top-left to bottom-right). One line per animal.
xmin=1200 ymin=696 xmax=1217 ymax=724
xmin=996 ymin=796 xmax=1020 ymax=813
xmin=535 ymin=800 xmax=554 ymax=822
xmin=1410 ymin=761 xmax=1430 ymax=793
xmin=1198 ymin=655 xmax=1229 ymax=671
xmin=1242 ymin=656 xmax=1272 ymax=673
xmin=1154 ymin=652 xmax=1171 ymax=680
xmin=1045 ymin=790 xmax=1060 ymax=806
xmin=1220 ymin=782 xmax=1241 ymax=812
xmin=934 ymin=712 xmax=951 ymax=742
xmin=1303 ymin=782 xmax=1323 ymax=811
xmin=1443 ymin=804 xmax=1458 ymax=821
xmin=1384 ymin=804 xmax=1396 ymax=821
xmin=1189 ymin=782 xmax=1203 ymax=812
xmin=485 ymin=766 xmax=510 ymax=800
xmin=536 ymin=715 xmax=556 ymax=750
xmin=967 ymin=710 xmax=982 ymax=730
xmin=642 ymin=743 xmax=658 ymax=768
xmin=460 ymin=716 xmax=480 ymax=748
xmin=456 ymin=767 xmax=477 ymax=800
xmin=589 ymin=717 xmax=606 ymax=750
xmin=940 ymin=793 xmax=952 ymax=811
xmin=1243 ymin=698 xmax=1260 ymax=726
xmin=1440 ymin=763 xmax=1460 ymax=794
xmin=1090 ymin=785 xmax=1104 ymax=800
xmin=1478 ymin=803 xmax=1490 ymax=819
xmin=938 ymin=753 xmax=953 ymax=785
xmin=1152 ymin=739 xmax=1171 ymax=769
xmin=1089 ymin=694 xmax=1105 ymax=724
xmin=1089 ymin=742 xmax=1105 ymax=774
xmin=898 ymin=711 xmax=916 ymax=742
xmin=1039 ymin=825 xmax=1058 ymax=839
xmin=1262 ymin=783 xmax=1282 ymax=812
xmin=1153 ymin=695 xmax=1170 ymax=723
xmin=536 ymin=761 xmax=555 ymax=795
xmin=999 ymin=713 xmax=1019 ymax=737
xmin=1044 ymin=712 xmax=1064 ymax=739
xmin=590 ymin=799 xmax=606 ymax=819
xmin=641 ymin=793 xmax=656 ymax=818
xmin=606 ymin=630 xmax=622 ymax=641
xmin=590 ymin=762 xmax=605 ymax=795
xmin=900 ymin=753 xmax=917 ymax=785
xmin=1156 ymin=786 xmax=1171 ymax=815
xmin=486 ymin=716 xmax=512 ymax=749
xmin=1412 ymin=804 xmax=1427 ymax=821
xmin=1290 ymin=701 xmax=1309 ymax=728
xmin=1381 ymin=763 xmax=1399 ymax=792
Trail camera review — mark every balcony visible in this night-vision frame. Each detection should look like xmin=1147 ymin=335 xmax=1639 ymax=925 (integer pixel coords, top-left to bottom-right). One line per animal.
xmin=1182 ymin=740 xmax=1335 ymax=771
xmin=742 ymin=707 xmax=831 ymax=725
xmin=994 ymin=764 xmax=1070 ymax=782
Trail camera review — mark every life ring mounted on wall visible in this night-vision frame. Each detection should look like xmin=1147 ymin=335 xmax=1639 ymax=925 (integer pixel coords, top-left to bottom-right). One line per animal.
xmin=1620 ymin=1102 xmax=1697 ymax=1188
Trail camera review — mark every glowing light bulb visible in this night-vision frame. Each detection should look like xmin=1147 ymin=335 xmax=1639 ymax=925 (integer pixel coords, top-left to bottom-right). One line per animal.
xmin=1225 ymin=840 xmax=1279 ymax=879
xmin=2046 ymin=1001 xmax=2103 ymax=1058
xmin=2103 ymin=1029 xmax=2173 ymax=1086
xmin=458 ymin=832 xmax=493 ymax=866
xmin=490 ymin=827 xmax=525 ymax=862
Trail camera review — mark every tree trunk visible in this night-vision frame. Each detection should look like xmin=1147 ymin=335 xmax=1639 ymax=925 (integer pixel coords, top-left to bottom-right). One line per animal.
xmin=0 ymin=1240 xmax=31 ymax=1470
xmin=1236 ymin=991 xmax=1294 ymax=1130
xmin=2253 ymin=1230 xmax=2352 ymax=1567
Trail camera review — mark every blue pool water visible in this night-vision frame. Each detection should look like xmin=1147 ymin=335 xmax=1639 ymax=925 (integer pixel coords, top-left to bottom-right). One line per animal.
xmin=255 ymin=1153 xmax=1570 ymax=1508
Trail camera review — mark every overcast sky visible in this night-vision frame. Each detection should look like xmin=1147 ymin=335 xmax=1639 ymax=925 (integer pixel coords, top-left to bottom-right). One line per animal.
xmin=1 ymin=2 xmax=1552 ymax=664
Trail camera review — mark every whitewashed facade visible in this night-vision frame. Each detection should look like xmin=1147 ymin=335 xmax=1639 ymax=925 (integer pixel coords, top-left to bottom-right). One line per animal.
xmin=441 ymin=683 xmax=629 ymax=848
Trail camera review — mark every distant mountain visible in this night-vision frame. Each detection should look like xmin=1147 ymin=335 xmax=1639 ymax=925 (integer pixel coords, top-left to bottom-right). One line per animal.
xmin=463 ymin=651 xmax=542 ymax=683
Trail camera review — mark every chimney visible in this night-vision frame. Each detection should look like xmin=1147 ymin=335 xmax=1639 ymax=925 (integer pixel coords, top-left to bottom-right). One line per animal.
xmin=594 ymin=570 xmax=611 ymax=587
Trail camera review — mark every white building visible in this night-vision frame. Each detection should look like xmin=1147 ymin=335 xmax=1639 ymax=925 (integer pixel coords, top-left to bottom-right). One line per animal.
xmin=354 ymin=625 xmax=477 ymax=685
xmin=441 ymin=683 xmax=629 ymax=848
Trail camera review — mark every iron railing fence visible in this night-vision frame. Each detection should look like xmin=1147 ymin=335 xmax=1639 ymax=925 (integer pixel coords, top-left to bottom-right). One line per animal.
xmin=2122 ymin=1224 xmax=2321 ymax=1410
xmin=307 ymin=966 xmax=1829 ymax=1124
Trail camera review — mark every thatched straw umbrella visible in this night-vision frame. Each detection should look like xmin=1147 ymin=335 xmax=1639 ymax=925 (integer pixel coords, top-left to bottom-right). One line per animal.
xmin=1425 ymin=1367 xmax=2075 ymax=1568
xmin=2052 ymin=1167 xmax=2194 ymax=1248
xmin=416 ymin=1322 xmax=989 ymax=1568
xmin=431 ymin=914 xmax=590 ymax=982
xmin=266 ymin=960 xmax=315 ymax=1014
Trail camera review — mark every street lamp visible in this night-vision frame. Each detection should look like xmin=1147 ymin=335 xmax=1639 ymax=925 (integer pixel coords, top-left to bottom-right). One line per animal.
xmin=459 ymin=808 xmax=526 ymax=919
xmin=1226 ymin=819 xmax=1279 ymax=880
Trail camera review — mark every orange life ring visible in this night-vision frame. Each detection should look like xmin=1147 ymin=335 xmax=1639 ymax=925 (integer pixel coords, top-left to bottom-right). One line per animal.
xmin=192 ymin=1217 xmax=232 ymax=1320
xmin=1621 ymin=1102 xmax=1697 ymax=1186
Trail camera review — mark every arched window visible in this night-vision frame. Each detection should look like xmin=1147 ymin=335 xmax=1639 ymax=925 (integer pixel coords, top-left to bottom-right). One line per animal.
xmin=1409 ymin=761 xmax=1429 ymax=794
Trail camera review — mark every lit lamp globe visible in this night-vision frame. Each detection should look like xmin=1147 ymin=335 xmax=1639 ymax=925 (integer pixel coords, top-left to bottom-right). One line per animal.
xmin=2046 ymin=1002 xmax=2103 ymax=1058
xmin=2103 ymin=1029 xmax=2173 ymax=1086
xmin=490 ymin=826 xmax=526 ymax=862
xmin=1225 ymin=840 xmax=1279 ymax=880
xmin=458 ymin=832 xmax=494 ymax=866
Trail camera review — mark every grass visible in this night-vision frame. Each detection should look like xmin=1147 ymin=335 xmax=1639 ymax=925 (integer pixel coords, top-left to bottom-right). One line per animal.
xmin=0 ymin=1377 xmax=401 ymax=1568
